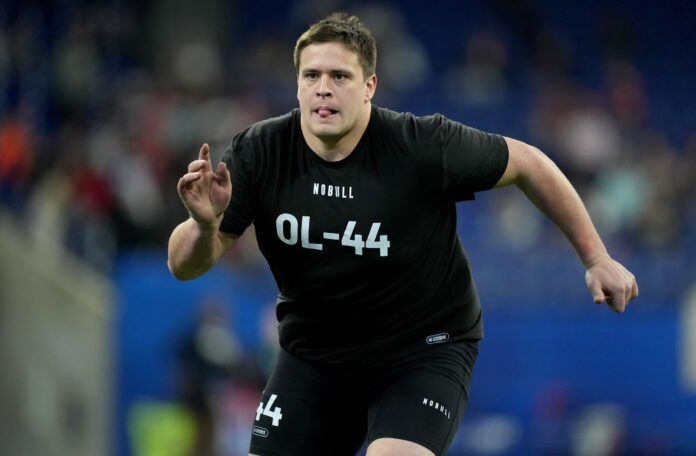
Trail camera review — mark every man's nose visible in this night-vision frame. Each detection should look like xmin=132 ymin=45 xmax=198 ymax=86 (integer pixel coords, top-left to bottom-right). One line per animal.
xmin=316 ymin=75 xmax=332 ymax=97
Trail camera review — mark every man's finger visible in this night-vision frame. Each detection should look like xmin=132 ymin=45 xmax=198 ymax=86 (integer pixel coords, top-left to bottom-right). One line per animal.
xmin=609 ymin=291 xmax=626 ymax=313
xmin=188 ymin=159 xmax=206 ymax=173
xmin=178 ymin=172 xmax=201 ymax=188
xmin=215 ymin=162 xmax=230 ymax=184
xmin=631 ymin=278 xmax=639 ymax=300
xmin=625 ymin=284 xmax=633 ymax=308
xmin=198 ymin=143 xmax=210 ymax=162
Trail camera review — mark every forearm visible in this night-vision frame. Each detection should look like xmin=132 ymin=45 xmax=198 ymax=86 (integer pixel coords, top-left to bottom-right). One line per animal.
xmin=167 ymin=218 xmax=231 ymax=280
xmin=515 ymin=147 xmax=608 ymax=268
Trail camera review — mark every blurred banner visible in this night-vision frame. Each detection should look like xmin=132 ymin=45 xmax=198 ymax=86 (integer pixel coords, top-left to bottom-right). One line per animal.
xmin=0 ymin=211 xmax=114 ymax=456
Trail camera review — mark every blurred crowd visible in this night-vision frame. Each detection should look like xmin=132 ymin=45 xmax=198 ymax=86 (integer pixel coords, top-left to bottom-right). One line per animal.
xmin=3 ymin=2 xmax=695 ymax=455
xmin=1 ymin=0 xmax=694 ymax=273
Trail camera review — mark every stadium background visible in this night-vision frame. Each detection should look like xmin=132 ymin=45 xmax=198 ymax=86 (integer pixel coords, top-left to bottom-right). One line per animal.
xmin=1 ymin=0 xmax=695 ymax=454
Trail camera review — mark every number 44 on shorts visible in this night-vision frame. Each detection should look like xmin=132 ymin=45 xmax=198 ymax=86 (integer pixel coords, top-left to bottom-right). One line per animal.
xmin=256 ymin=394 xmax=283 ymax=427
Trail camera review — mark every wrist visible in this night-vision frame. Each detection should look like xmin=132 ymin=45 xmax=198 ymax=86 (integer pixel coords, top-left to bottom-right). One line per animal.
xmin=582 ymin=251 xmax=610 ymax=269
xmin=193 ymin=215 xmax=222 ymax=234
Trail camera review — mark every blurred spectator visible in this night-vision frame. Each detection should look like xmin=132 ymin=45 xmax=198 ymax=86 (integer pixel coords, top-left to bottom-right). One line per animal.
xmin=235 ymin=36 xmax=296 ymax=106
xmin=256 ymin=302 xmax=280 ymax=380
xmin=586 ymin=159 xmax=647 ymax=243
xmin=489 ymin=187 xmax=544 ymax=251
xmin=177 ymin=297 xmax=261 ymax=456
xmin=0 ymin=108 xmax=33 ymax=211
xmin=634 ymin=133 xmax=681 ymax=248
xmin=604 ymin=60 xmax=648 ymax=133
xmin=171 ymin=39 xmax=224 ymax=93
xmin=64 ymin=154 xmax=117 ymax=272
xmin=52 ymin=14 xmax=101 ymax=112
xmin=531 ymin=382 xmax=573 ymax=454
xmin=456 ymin=414 xmax=523 ymax=454
xmin=356 ymin=4 xmax=430 ymax=94
xmin=24 ymin=120 xmax=118 ymax=272
xmin=570 ymin=403 xmax=627 ymax=456
xmin=128 ymin=401 xmax=196 ymax=456
xmin=531 ymin=28 xmax=574 ymax=85
xmin=530 ymin=83 xmax=624 ymax=190
xmin=492 ymin=0 xmax=572 ymax=84
xmin=550 ymin=95 xmax=624 ymax=184
xmin=26 ymin=146 xmax=72 ymax=251
xmin=444 ymin=31 xmax=509 ymax=106
xmin=680 ymin=133 xmax=696 ymax=224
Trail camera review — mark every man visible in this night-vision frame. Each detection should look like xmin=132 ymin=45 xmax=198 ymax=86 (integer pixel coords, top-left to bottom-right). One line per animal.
xmin=168 ymin=12 xmax=638 ymax=456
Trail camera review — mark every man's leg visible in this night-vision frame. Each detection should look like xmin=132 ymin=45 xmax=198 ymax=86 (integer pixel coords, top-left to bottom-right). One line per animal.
xmin=365 ymin=341 xmax=478 ymax=456
xmin=366 ymin=437 xmax=435 ymax=456
xmin=248 ymin=349 xmax=367 ymax=456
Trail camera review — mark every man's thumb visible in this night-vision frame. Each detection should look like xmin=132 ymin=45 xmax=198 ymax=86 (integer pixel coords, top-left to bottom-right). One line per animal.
xmin=588 ymin=277 xmax=605 ymax=304
xmin=216 ymin=162 xmax=230 ymax=183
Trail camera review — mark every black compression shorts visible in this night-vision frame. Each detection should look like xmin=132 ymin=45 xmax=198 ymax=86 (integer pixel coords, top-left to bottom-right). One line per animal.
xmin=249 ymin=340 xmax=479 ymax=456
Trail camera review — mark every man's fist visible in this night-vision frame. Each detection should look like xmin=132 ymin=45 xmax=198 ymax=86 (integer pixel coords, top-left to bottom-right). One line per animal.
xmin=585 ymin=255 xmax=639 ymax=313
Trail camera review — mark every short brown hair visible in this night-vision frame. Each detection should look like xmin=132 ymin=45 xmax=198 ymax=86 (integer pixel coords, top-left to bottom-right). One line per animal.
xmin=293 ymin=12 xmax=377 ymax=80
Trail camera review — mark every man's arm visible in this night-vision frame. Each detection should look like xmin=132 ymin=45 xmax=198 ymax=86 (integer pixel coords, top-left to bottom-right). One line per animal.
xmin=167 ymin=143 xmax=237 ymax=281
xmin=167 ymin=219 xmax=238 ymax=280
xmin=495 ymin=137 xmax=639 ymax=312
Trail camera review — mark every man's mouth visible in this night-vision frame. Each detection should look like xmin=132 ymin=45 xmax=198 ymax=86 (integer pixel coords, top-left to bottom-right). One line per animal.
xmin=314 ymin=107 xmax=338 ymax=118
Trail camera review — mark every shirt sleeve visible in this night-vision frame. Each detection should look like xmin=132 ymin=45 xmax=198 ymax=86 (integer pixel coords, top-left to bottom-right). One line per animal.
xmin=438 ymin=115 xmax=509 ymax=201
xmin=219 ymin=137 xmax=254 ymax=235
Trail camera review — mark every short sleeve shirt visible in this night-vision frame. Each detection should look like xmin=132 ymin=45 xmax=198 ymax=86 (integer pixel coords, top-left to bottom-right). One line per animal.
xmin=220 ymin=105 xmax=508 ymax=370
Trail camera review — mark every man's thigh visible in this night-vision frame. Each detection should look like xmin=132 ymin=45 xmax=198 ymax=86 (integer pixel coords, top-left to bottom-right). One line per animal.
xmin=249 ymin=349 xmax=367 ymax=456
xmin=366 ymin=437 xmax=435 ymax=456
xmin=366 ymin=341 xmax=478 ymax=456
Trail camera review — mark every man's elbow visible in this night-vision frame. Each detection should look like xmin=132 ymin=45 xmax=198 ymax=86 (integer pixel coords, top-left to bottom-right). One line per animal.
xmin=505 ymin=138 xmax=555 ymax=185
xmin=167 ymin=258 xmax=198 ymax=281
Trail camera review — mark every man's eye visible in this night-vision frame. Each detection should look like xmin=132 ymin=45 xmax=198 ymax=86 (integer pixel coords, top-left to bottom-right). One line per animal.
xmin=306 ymin=73 xmax=318 ymax=80
xmin=334 ymin=74 xmax=346 ymax=81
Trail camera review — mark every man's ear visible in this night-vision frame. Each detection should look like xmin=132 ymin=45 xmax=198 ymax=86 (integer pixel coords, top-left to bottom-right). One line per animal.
xmin=364 ymin=74 xmax=377 ymax=103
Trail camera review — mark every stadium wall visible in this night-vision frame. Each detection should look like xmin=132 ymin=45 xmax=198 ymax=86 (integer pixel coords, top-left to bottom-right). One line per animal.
xmin=0 ymin=212 xmax=114 ymax=456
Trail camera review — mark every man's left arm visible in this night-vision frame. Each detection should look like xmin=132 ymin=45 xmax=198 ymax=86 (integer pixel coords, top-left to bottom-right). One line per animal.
xmin=495 ymin=137 xmax=639 ymax=312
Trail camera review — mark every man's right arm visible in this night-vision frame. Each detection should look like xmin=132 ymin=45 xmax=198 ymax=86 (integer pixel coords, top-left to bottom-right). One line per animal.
xmin=167 ymin=218 xmax=239 ymax=281
xmin=168 ymin=142 xmax=236 ymax=280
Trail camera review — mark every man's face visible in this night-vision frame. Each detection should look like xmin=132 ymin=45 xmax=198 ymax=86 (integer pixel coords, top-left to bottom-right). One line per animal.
xmin=297 ymin=42 xmax=376 ymax=144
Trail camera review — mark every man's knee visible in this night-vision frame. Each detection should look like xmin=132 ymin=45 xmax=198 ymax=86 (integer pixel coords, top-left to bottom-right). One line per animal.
xmin=366 ymin=437 xmax=435 ymax=456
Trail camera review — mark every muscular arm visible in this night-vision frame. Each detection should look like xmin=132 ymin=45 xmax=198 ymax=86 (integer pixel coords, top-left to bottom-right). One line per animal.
xmin=495 ymin=137 xmax=606 ymax=267
xmin=167 ymin=143 xmax=238 ymax=281
xmin=167 ymin=219 xmax=238 ymax=281
xmin=495 ymin=137 xmax=638 ymax=311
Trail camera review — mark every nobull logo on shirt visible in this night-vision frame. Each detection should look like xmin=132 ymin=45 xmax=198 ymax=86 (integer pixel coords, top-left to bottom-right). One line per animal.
xmin=313 ymin=182 xmax=354 ymax=199
xmin=422 ymin=397 xmax=452 ymax=419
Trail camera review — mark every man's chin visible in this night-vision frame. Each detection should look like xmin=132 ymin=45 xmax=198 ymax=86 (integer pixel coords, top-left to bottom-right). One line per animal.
xmin=310 ymin=126 xmax=345 ymax=143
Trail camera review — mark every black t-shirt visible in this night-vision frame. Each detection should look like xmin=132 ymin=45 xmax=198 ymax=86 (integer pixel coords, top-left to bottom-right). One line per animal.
xmin=220 ymin=105 xmax=508 ymax=371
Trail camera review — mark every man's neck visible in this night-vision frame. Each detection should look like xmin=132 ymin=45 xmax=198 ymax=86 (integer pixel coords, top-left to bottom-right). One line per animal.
xmin=302 ymin=104 xmax=372 ymax=162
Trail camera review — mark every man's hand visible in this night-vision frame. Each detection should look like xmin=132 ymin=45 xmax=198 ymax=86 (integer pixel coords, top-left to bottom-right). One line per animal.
xmin=585 ymin=255 xmax=639 ymax=313
xmin=177 ymin=143 xmax=232 ymax=229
